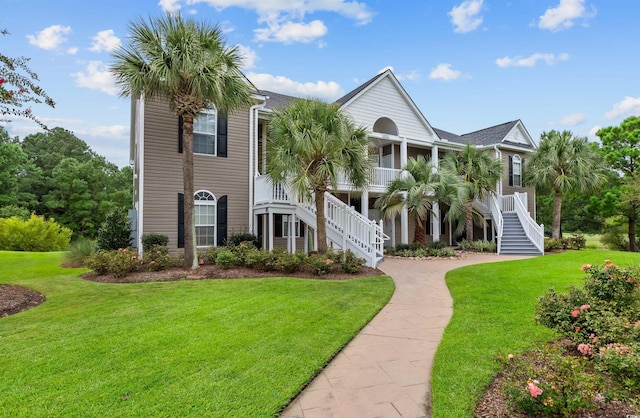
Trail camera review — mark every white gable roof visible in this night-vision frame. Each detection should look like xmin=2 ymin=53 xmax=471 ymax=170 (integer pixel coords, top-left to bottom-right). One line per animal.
xmin=337 ymin=70 xmax=438 ymax=143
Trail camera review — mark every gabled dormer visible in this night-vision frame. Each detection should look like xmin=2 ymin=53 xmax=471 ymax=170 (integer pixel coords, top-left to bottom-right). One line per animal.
xmin=336 ymin=69 xmax=439 ymax=144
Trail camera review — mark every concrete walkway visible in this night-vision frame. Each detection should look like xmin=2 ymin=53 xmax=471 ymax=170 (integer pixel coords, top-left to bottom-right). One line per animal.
xmin=281 ymin=253 xmax=530 ymax=418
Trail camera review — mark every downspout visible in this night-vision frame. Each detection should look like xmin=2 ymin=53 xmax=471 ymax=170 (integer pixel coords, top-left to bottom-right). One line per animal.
xmin=248 ymin=99 xmax=266 ymax=234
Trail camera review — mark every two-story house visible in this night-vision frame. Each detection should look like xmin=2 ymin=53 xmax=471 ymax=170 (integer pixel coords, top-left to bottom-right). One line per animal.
xmin=129 ymin=69 xmax=543 ymax=267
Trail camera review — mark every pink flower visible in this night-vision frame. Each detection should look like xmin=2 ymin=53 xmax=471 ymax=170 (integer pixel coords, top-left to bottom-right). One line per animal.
xmin=578 ymin=343 xmax=593 ymax=356
xmin=527 ymin=381 xmax=543 ymax=398
xmin=325 ymin=259 xmax=333 ymax=265
xmin=571 ymin=310 xmax=580 ymax=318
xmin=634 ymin=321 xmax=640 ymax=327
xmin=508 ymin=354 xmax=514 ymax=360
xmin=575 ymin=327 xmax=580 ymax=332
xmin=199 ymin=258 xmax=204 ymax=265
xmin=0 ymin=77 xmax=4 ymax=84
xmin=581 ymin=264 xmax=592 ymax=271
xmin=580 ymin=304 xmax=590 ymax=310
xmin=150 ymin=260 xmax=156 ymax=265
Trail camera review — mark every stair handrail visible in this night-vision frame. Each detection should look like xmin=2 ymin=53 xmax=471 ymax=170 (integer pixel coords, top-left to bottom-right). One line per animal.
xmin=512 ymin=192 xmax=544 ymax=254
xmin=488 ymin=193 xmax=503 ymax=255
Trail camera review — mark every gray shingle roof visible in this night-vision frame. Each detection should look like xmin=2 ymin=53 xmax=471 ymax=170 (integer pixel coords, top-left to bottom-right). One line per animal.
xmin=435 ymin=120 xmax=532 ymax=148
xmin=433 ymin=128 xmax=462 ymax=142
xmin=335 ymin=71 xmax=387 ymax=106
xmin=257 ymin=90 xmax=300 ymax=110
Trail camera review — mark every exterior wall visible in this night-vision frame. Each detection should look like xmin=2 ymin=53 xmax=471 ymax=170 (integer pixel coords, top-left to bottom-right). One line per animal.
xmin=407 ymin=146 xmax=431 ymax=162
xmin=500 ymin=149 xmax=536 ymax=217
xmin=341 ymin=77 xmax=438 ymax=143
xmin=141 ymin=98 xmax=251 ymax=251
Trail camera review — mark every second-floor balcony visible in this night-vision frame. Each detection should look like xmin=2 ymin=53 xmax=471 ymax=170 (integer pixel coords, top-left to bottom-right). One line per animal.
xmin=337 ymin=167 xmax=402 ymax=192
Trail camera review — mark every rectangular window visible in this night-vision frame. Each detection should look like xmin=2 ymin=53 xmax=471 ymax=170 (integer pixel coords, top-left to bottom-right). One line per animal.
xmin=193 ymin=110 xmax=216 ymax=155
xmin=513 ymin=156 xmax=522 ymax=187
xmin=195 ymin=204 xmax=216 ymax=246
xmin=283 ymin=217 xmax=301 ymax=238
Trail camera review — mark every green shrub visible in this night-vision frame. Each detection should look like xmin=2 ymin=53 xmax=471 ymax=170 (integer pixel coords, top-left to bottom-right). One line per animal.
xmin=203 ymin=246 xmax=222 ymax=265
xmin=84 ymin=248 xmax=140 ymax=278
xmin=229 ymin=241 xmax=255 ymax=266
xmin=502 ymin=346 xmax=602 ymax=416
xmin=277 ymin=251 xmax=305 ymax=274
xmin=600 ymin=217 xmax=631 ymax=251
xmin=472 ymin=240 xmax=497 ymax=252
xmin=0 ymin=214 xmax=72 ymax=251
xmin=544 ymin=237 xmax=562 ymax=252
xmin=245 ymin=248 xmax=279 ymax=272
xmin=142 ymin=246 xmax=173 ymax=272
xmin=64 ymin=237 xmax=96 ymax=267
xmin=562 ymin=233 xmax=586 ymax=250
xmin=457 ymin=239 xmax=473 ymax=251
xmin=594 ymin=343 xmax=640 ymax=394
xmin=96 ymin=207 xmax=131 ymax=251
xmin=340 ymin=250 xmax=365 ymax=274
xmin=0 ymin=204 xmax=31 ymax=220
xmin=307 ymin=253 xmax=336 ymax=275
xmin=428 ymin=240 xmax=447 ymax=250
xmin=141 ymin=233 xmax=169 ymax=252
xmin=215 ymin=250 xmax=237 ymax=269
xmin=428 ymin=247 xmax=455 ymax=257
xmin=226 ymin=233 xmax=259 ymax=248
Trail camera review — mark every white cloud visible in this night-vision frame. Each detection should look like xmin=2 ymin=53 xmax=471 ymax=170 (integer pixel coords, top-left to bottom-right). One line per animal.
xmin=538 ymin=0 xmax=596 ymax=31
xmin=88 ymin=125 xmax=129 ymax=138
xmin=160 ymin=1 xmax=373 ymax=44
xmin=67 ymin=47 xmax=79 ymax=55
xmin=71 ymin=61 xmax=117 ymax=96
xmin=496 ymin=52 xmax=569 ymax=67
xmin=553 ymin=112 xmax=586 ymax=126
xmin=27 ymin=25 xmax=72 ymax=50
xmin=448 ymin=0 xmax=483 ymax=33
xmin=376 ymin=66 xmax=420 ymax=81
xmin=587 ymin=125 xmax=602 ymax=141
xmin=89 ymin=30 xmax=121 ymax=52
xmin=429 ymin=64 xmax=461 ymax=81
xmin=247 ymin=72 xmax=344 ymax=100
xmin=255 ymin=19 xmax=327 ymax=43
xmin=605 ymin=97 xmax=640 ymax=120
xmin=236 ymin=44 xmax=258 ymax=70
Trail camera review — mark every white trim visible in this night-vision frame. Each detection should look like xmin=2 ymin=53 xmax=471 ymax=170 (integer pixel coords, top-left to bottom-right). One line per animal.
xmin=512 ymin=154 xmax=522 ymax=187
xmin=193 ymin=107 xmax=217 ymax=156
xmin=249 ymin=99 xmax=266 ymax=234
xmin=136 ymin=95 xmax=145 ymax=255
xmin=194 ymin=190 xmax=217 ymax=248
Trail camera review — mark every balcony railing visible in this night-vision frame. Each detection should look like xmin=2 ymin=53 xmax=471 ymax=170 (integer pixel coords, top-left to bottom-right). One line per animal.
xmin=337 ymin=167 xmax=401 ymax=190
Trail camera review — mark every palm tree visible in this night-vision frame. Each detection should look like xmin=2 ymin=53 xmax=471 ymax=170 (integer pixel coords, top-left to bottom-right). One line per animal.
xmin=525 ymin=130 xmax=605 ymax=240
xmin=266 ymin=99 xmax=370 ymax=253
xmin=110 ymin=14 xmax=252 ymax=268
xmin=443 ymin=144 xmax=503 ymax=242
xmin=374 ymin=157 xmax=465 ymax=244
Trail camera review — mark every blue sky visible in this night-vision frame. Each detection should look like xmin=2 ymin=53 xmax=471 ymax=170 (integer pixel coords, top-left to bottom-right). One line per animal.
xmin=1 ymin=0 xmax=639 ymax=167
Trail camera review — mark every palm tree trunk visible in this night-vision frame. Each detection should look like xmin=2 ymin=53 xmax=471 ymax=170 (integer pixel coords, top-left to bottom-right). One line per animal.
xmin=414 ymin=216 xmax=426 ymax=244
xmin=465 ymin=205 xmax=474 ymax=242
xmin=552 ymin=191 xmax=562 ymax=240
xmin=629 ymin=213 xmax=637 ymax=252
xmin=316 ymin=190 xmax=328 ymax=253
xmin=182 ymin=116 xmax=198 ymax=269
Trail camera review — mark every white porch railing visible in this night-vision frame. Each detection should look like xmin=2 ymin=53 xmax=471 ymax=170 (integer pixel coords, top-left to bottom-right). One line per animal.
xmin=501 ymin=195 xmax=515 ymax=212
xmin=489 ymin=193 xmax=503 ymax=255
xmin=254 ymin=175 xmax=388 ymax=266
xmin=512 ymin=192 xmax=544 ymax=254
xmin=337 ymin=167 xmax=401 ymax=190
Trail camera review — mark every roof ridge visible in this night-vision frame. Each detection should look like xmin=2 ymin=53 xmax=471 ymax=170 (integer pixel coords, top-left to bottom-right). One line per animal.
xmin=335 ymin=70 xmax=389 ymax=105
xmin=460 ymin=120 xmax=519 ymax=137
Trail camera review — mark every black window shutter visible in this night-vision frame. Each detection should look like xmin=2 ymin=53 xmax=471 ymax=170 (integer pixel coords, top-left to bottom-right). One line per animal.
xmin=178 ymin=193 xmax=185 ymax=248
xmin=300 ymin=221 xmax=305 ymax=238
xmin=216 ymin=195 xmax=227 ymax=246
xmin=508 ymin=156 xmax=513 ymax=187
xmin=178 ymin=116 xmax=183 ymax=154
xmin=217 ymin=112 xmax=227 ymax=157
xmin=521 ymin=157 xmax=525 ymax=187
xmin=426 ymin=212 xmax=432 ymax=235
xmin=274 ymin=215 xmax=283 ymax=238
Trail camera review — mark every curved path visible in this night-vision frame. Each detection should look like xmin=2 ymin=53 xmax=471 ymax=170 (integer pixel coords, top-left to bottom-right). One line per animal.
xmin=281 ymin=253 xmax=530 ymax=418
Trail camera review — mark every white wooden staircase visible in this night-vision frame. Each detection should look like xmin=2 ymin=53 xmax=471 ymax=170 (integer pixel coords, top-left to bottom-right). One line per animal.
xmin=254 ymin=176 xmax=388 ymax=267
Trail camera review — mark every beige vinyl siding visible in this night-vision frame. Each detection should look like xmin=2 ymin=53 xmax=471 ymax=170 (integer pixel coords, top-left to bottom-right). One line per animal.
xmin=142 ymin=99 xmax=250 ymax=251
xmin=407 ymin=146 xmax=431 ymax=162
xmin=501 ymin=150 xmax=536 ymax=217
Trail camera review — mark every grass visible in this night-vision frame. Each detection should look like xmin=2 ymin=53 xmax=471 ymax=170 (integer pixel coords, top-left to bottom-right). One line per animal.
xmin=0 ymin=251 xmax=394 ymax=417
xmin=582 ymin=233 xmax=605 ymax=250
xmin=431 ymin=249 xmax=640 ymax=418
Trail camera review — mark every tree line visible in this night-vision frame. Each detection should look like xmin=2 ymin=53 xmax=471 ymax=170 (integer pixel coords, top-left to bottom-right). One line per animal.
xmin=0 ymin=126 xmax=132 ymax=238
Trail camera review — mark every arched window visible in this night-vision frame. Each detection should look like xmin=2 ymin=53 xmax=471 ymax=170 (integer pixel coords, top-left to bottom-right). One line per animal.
xmin=512 ymin=155 xmax=522 ymax=187
xmin=372 ymin=117 xmax=398 ymax=136
xmin=194 ymin=190 xmax=216 ymax=247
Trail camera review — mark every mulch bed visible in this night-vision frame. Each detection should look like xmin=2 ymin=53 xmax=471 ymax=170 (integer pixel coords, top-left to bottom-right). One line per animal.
xmin=0 ymin=284 xmax=46 ymax=318
xmin=81 ymin=264 xmax=386 ymax=283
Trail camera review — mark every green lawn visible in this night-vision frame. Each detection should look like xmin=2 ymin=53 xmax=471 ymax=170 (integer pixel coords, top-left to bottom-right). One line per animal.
xmin=0 ymin=251 xmax=394 ymax=417
xmin=431 ymin=250 xmax=640 ymax=418
xmin=583 ymin=233 xmax=605 ymax=249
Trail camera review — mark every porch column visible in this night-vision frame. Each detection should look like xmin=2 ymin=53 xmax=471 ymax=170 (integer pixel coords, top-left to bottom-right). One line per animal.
xmin=483 ymin=222 xmax=488 ymax=241
xmin=361 ymin=191 xmax=369 ymax=219
xmin=431 ymin=145 xmax=439 ymax=167
xmin=261 ymin=214 xmax=267 ymax=249
xmin=391 ymin=217 xmax=396 ymax=247
xmin=290 ymin=214 xmax=296 ymax=253
xmin=449 ymin=218 xmax=453 ymax=246
xmin=432 ymin=202 xmax=440 ymax=242
xmin=268 ymin=211 xmax=274 ymax=251
xmin=400 ymin=137 xmax=409 ymax=244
